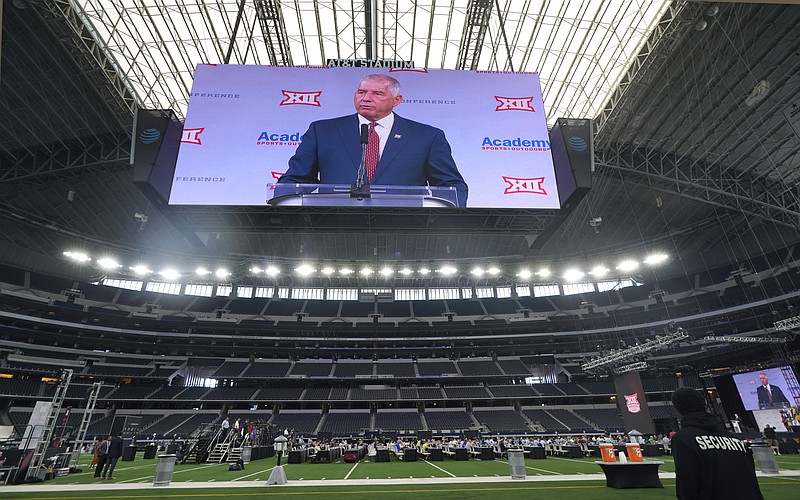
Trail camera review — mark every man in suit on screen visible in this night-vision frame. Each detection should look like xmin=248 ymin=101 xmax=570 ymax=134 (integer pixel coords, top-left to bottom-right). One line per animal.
xmin=278 ymin=74 xmax=468 ymax=207
xmin=756 ymin=372 xmax=790 ymax=409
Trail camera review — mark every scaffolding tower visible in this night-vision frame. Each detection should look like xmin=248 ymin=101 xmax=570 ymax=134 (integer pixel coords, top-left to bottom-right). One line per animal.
xmin=69 ymin=381 xmax=104 ymax=470
xmin=25 ymin=368 xmax=73 ymax=481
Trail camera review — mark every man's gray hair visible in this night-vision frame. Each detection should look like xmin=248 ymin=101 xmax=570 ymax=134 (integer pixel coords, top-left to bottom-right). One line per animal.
xmin=359 ymin=74 xmax=401 ymax=97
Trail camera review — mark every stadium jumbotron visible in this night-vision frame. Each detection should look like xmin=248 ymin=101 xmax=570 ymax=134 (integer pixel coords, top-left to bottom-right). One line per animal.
xmin=1 ymin=1 xmax=800 ymax=498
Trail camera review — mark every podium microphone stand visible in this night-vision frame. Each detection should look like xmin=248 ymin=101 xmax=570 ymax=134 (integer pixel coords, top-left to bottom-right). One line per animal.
xmin=351 ymin=123 xmax=371 ymax=198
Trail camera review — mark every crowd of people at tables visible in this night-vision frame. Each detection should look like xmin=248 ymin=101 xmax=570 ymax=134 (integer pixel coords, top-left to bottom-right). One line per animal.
xmin=281 ymin=432 xmax=676 ymax=460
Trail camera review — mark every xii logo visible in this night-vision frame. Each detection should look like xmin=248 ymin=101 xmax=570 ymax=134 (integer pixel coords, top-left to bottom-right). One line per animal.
xmin=502 ymin=176 xmax=546 ymax=195
xmin=280 ymin=90 xmax=322 ymax=106
xmin=181 ymin=128 xmax=205 ymax=145
xmin=494 ymin=96 xmax=535 ymax=112
xmin=624 ymin=393 xmax=641 ymax=414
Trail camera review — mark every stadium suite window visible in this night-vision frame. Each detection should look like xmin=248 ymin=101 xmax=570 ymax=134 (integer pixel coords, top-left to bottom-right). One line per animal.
xmin=328 ymin=288 xmax=359 ymax=301
xmin=428 ymin=288 xmax=459 ymax=300
xmin=532 ymin=284 xmax=559 ymax=297
xmin=496 ymin=286 xmax=512 ymax=298
xmin=236 ymin=286 xmax=253 ymax=298
xmin=394 ymin=288 xmax=425 ymax=300
xmin=475 ymin=287 xmax=494 ymax=298
xmin=145 ymin=281 xmax=181 ymax=295
xmin=515 ymin=285 xmax=531 ymax=297
xmin=563 ymin=283 xmax=595 ymax=296
xmin=294 ymin=288 xmax=324 ymax=300
xmin=185 ymin=284 xmax=213 ymax=297
xmin=216 ymin=285 xmax=232 ymax=297
xmin=597 ymin=279 xmax=636 ymax=292
xmin=254 ymin=287 xmax=274 ymax=298
xmin=100 ymin=278 xmax=142 ymax=291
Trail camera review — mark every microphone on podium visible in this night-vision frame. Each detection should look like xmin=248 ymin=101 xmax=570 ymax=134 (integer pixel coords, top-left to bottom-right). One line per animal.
xmin=352 ymin=123 xmax=371 ymax=197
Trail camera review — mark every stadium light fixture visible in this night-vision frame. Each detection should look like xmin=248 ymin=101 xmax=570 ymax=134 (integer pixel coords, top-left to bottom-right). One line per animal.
xmin=419 ymin=268 xmax=431 ymax=275
xmin=360 ymin=267 xmax=374 ymax=276
xmin=471 ymin=267 xmax=485 ymax=277
xmin=380 ymin=267 xmax=394 ymax=277
xmin=265 ymin=265 xmax=280 ymax=277
xmin=339 ymin=268 xmax=354 ymax=276
xmin=438 ymin=266 xmax=457 ymax=276
xmin=196 ymin=267 xmax=211 ymax=277
xmin=160 ymin=269 xmax=181 ymax=280
xmin=589 ymin=265 xmax=609 ymax=277
xmin=249 ymin=266 xmax=263 ymax=274
xmin=487 ymin=267 xmax=501 ymax=276
xmin=399 ymin=268 xmax=413 ymax=276
xmin=321 ymin=267 xmax=335 ymax=275
xmin=96 ymin=258 xmax=121 ymax=269
xmin=129 ymin=264 xmax=152 ymax=275
xmin=563 ymin=269 xmax=585 ymax=281
xmin=617 ymin=259 xmax=639 ymax=272
xmin=63 ymin=251 xmax=90 ymax=263
xmin=537 ymin=268 xmax=551 ymax=277
xmin=295 ymin=264 xmax=315 ymax=276
xmin=215 ymin=268 xmax=230 ymax=279
xmin=644 ymin=253 xmax=668 ymax=265
xmin=518 ymin=269 xmax=532 ymax=279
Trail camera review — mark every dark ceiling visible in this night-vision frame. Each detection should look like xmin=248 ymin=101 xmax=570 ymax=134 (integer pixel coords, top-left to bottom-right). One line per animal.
xmin=1 ymin=1 xmax=800 ymax=280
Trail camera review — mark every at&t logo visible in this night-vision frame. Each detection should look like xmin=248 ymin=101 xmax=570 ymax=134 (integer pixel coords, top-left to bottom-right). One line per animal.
xmin=139 ymin=128 xmax=161 ymax=144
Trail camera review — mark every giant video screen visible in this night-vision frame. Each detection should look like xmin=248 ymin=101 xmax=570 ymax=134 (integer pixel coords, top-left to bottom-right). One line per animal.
xmin=732 ymin=366 xmax=798 ymax=411
xmin=170 ymin=65 xmax=559 ymax=208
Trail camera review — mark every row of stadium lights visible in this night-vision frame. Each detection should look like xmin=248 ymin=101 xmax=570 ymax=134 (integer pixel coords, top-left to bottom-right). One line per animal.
xmin=63 ymin=251 xmax=670 ymax=282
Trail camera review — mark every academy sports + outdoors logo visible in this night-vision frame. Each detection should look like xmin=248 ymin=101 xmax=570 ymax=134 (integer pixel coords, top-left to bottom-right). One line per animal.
xmin=482 ymin=136 xmax=550 ymax=151
xmin=280 ymin=90 xmax=322 ymax=106
xmin=257 ymin=132 xmax=302 ymax=146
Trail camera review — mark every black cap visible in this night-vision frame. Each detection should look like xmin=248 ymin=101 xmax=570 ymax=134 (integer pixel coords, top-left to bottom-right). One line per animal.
xmin=671 ymin=387 xmax=706 ymax=415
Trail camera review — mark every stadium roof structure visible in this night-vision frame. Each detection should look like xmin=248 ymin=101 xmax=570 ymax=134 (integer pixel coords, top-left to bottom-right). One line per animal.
xmin=1 ymin=1 xmax=800 ymax=282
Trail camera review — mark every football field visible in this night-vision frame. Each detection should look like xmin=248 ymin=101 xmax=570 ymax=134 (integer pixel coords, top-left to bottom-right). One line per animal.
xmin=3 ymin=452 xmax=799 ymax=499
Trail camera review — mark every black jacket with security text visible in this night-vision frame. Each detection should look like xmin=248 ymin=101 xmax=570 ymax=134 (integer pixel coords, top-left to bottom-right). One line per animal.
xmin=671 ymin=411 xmax=763 ymax=500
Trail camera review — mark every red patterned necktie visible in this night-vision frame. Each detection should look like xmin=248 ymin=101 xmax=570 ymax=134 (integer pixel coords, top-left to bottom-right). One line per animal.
xmin=365 ymin=122 xmax=379 ymax=181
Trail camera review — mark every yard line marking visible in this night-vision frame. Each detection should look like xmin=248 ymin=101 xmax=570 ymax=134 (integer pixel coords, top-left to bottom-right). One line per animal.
xmin=497 ymin=459 xmax=560 ymax=475
xmin=343 ymin=461 xmax=359 ymax=480
xmin=423 ymin=460 xmax=456 ymax=477
xmin=119 ymin=463 xmax=217 ymax=483
xmin=232 ymin=465 xmax=276 ymax=481
xmin=548 ymin=457 xmax=600 ymax=467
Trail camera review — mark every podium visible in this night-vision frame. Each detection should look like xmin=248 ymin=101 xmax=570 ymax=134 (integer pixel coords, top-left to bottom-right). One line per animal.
xmin=267 ymin=183 xmax=459 ymax=208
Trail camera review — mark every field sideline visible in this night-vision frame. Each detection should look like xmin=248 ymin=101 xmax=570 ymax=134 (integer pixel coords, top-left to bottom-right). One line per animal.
xmin=2 ymin=452 xmax=799 ymax=499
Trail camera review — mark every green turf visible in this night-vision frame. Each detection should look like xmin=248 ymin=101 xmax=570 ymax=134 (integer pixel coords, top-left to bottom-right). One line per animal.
xmin=2 ymin=453 xmax=797 ymax=499
xmin=3 ymin=479 xmax=800 ymax=500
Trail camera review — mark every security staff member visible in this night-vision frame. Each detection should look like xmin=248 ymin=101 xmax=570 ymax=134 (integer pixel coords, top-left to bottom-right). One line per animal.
xmin=670 ymin=387 xmax=763 ymax=499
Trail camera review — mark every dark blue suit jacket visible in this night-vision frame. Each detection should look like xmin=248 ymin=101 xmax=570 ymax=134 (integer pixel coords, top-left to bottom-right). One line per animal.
xmin=278 ymin=113 xmax=468 ymax=207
